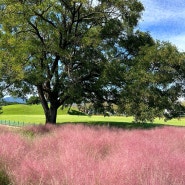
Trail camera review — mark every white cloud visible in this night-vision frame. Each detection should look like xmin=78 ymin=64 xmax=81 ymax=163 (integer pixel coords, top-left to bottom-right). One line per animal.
xmin=168 ymin=34 xmax=185 ymax=52
xmin=140 ymin=0 xmax=185 ymax=25
xmin=139 ymin=0 xmax=185 ymax=51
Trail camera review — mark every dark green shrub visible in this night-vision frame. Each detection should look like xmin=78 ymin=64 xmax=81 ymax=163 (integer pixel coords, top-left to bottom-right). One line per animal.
xmin=0 ymin=106 xmax=2 ymax=114
xmin=0 ymin=169 xmax=11 ymax=185
xmin=26 ymin=96 xmax=40 ymax=105
xmin=68 ymin=109 xmax=86 ymax=116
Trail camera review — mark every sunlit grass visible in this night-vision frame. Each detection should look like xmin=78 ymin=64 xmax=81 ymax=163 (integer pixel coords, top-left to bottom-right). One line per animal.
xmin=0 ymin=115 xmax=45 ymax=124
xmin=1 ymin=104 xmax=185 ymax=127
xmin=1 ymin=104 xmax=69 ymax=115
xmin=2 ymin=104 xmax=44 ymax=115
xmin=0 ymin=114 xmax=185 ymax=127
xmin=57 ymin=115 xmax=134 ymax=123
xmin=0 ymin=115 xmax=133 ymax=124
xmin=154 ymin=117 xmax=185 ymax=126
xmin=58 ymin=115 xmax=185 ymax=127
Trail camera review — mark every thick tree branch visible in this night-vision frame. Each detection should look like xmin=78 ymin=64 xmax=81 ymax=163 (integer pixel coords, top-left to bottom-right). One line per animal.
xmin=51 ymin=55 xmax=60 ymax=75
xmin=37 ymin=85 xmax=49 ymax=112
xmin=34 ymin=9 xmax=57 ymax=28
xmin=27 ymin=20 xmax=45 ymax=44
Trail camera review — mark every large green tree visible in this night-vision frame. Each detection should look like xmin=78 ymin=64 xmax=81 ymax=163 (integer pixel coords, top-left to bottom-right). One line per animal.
xmin=0 ymin=0 xmax=144 ymax=124
xmin=106 ymin=39 xmax=185 ymax=122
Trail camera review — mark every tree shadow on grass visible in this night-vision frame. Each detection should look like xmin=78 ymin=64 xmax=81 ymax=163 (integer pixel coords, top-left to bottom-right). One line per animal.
xmin=60 ymin=121 xmax=164 ymax=130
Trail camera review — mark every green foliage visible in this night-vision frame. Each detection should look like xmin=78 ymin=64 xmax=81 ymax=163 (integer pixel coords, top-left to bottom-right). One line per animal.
xmin=117 ymin=41 xmax=185 ymax=122
xmin=0 ymin=0 xmax=145 ymax=123
xmin=0 ymin=106 xmax=2 ymax=114
xmin=0 ymin=168 xmax=11 ymax=185
xmin=26 ymin=96 xmax=40 ymax=105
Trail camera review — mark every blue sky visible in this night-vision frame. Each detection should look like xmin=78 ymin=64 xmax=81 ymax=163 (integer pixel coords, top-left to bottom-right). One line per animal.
xmin=138 ymin=0 xmax=185 ymax=51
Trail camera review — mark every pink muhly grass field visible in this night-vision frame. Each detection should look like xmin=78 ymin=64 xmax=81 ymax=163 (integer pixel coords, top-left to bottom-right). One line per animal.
xmin=0 ymin=124 xmax=185 ymax=185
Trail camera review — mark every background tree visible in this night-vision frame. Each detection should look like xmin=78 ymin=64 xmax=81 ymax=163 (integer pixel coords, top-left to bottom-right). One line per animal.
xmin=26 ymin=96 xmax=40 ymax=105
xmin=107 ymin=40 xmax=185 ymax=122
xmin=0 ymin=0 xmax=144 ymax=124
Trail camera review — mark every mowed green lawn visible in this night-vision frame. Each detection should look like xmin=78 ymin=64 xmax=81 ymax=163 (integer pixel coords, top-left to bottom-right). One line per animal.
xmin=1 ymin=104 xmax=185 ymax=127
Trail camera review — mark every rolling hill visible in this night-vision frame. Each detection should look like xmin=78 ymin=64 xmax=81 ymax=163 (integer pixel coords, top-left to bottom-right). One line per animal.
xmin=1 ymin=104 xmax=69 ymax=115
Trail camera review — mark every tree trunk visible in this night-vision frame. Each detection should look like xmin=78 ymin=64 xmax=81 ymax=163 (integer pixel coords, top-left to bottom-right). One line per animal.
xmin=37 ymin=85 xmax=59 ymax=125
xmin=45 ymin=105 xmax=58 ymax=124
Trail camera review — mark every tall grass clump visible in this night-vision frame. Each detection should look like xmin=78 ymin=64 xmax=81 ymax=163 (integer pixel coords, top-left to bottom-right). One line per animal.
xmin=0 ymin=168 xmax=11 ymax=185
xmin=22 ymin=124 xmax=56 ymax=138
xmin=0 ymin=124 xmax=185 ymax=184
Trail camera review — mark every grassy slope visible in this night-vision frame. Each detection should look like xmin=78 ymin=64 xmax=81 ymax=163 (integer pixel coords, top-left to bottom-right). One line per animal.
xmin=2 ymin=104 xmax=44 ymax=115
xmin=2 ymin=104 xmax=69 ymax=115
xmin=1 ymin=104 xmax=185 ymax=126
xmin=0 ymin=104 xmax=69 ymax=124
